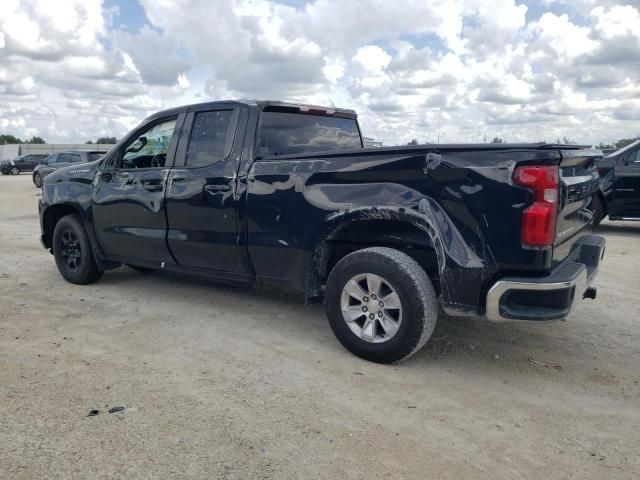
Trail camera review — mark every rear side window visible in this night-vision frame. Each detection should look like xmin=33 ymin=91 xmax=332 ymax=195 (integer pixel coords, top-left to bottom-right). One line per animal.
xmin=257 ymin=112 xmax=362 ymax=158
xmin=58 ymin=153 xmax=83 ymax=163
xmin=185 ymin=110 xmax=234 ymax=167
xmin=88 ymin=152 xmax=104 ymax=162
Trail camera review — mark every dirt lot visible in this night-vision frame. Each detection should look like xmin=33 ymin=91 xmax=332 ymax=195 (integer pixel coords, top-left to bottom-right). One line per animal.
xmin=0 ymin=173 xmax=638 ymax=479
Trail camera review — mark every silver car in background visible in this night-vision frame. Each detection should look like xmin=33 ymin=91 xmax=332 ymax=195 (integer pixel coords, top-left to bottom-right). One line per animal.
xmin=33 ymin=150 xmax=106 ymax=187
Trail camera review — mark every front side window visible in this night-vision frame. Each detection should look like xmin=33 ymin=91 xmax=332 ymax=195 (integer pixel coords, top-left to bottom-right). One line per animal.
xmin=185 ymin=110 xmax=234 ymax=167
xmin=257 ymin=112 xmax=362 ymax=158
xmin=46 ymin=154 xmax=58 ymax=165
xmin=120 ymin=118 xmax=176 ymax=169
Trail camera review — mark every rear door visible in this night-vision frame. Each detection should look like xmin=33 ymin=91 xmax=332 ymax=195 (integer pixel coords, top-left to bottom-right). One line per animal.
xmin=20 ymin=155 xmax=36 ymax=170
xmin=165 ymin=105 xmax=244 ymax=272
xmin=611 ymin=149 xmax=640 ymax=218
xmin=92 ymin=114 xmax=183 ymax=264
xmin=553 ymin=148 xmax=600 ymax=263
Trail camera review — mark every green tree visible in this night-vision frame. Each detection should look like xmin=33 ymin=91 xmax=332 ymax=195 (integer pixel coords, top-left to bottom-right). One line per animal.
xmin=85 ymin=140 xmax=94 ymax=144
xmin=595 ymin=136 xmax=639 ymax=151
xmin=407 ymin=138 xmax=419 ymax=145
xmin=491 ymin=137 xmax=504 ymax=144
xmin=96 ymin=136 xmax=118 ymax=144
xmin=27 ymin=136 xmax=45 ymax=144
xmin=0 ymin=134 xmax=23 ymax=144
xmin=614 ymin=137 xmax=640 ymax=149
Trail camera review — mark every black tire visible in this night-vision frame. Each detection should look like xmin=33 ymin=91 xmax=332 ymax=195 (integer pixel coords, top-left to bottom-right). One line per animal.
xmin=33 ymin=173 xmax=42 ymax=188
xmin=592 ymin=194 xmax=605 ymax=228
xmin=52 ymin=214 xmax=103 ymax=284
xmin=127 ymin=264 xmax=154 ymax=274
xmin=325 ymin=247 xmax=437 ymax=363
xmin=10 ymin=166 xmax=20 ymax=175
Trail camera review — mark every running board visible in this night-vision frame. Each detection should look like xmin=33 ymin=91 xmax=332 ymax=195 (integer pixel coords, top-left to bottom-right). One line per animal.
xmin=609 ymin=216 xmax=640 ymax=221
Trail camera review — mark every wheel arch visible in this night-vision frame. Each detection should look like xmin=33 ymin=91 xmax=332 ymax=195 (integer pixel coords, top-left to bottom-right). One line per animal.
xmin=41 ymin=203 xmax=84 ymax=249
xmin=304 ymin=207 xmax=445 ymax=303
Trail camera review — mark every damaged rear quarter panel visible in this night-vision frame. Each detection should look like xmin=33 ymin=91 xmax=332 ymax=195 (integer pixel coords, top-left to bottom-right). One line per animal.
xmin=246 ymin=147 xmax=556 ymax=314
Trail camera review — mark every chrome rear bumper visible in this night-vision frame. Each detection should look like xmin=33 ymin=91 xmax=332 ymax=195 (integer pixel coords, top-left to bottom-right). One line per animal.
xmin=486 ymin=235 xmax=605 ymax=322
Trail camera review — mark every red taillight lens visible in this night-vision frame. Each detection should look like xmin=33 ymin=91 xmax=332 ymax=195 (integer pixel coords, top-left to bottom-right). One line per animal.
xmin=513 ymin=165 xmax=559 ymax=247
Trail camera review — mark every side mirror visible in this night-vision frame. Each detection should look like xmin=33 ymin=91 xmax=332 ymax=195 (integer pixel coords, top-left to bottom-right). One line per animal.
xmin=125 ymin=136 xmax=147 ymax=154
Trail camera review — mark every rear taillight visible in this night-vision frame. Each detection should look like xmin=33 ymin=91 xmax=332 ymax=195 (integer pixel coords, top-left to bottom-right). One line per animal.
xmin=513 ymin=165 xmax=559 ymax=247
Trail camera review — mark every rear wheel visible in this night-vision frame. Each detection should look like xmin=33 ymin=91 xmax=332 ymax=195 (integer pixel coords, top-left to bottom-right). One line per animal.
xmin=53 ymin=214 xmax=103 ymax=284
xmin=10 ymin=166 xmax=20 ymax=175
xmin=33 ymin=173 xmax=43 ymax=188
xmin=325 ymin=247 xmax=437 ymax=363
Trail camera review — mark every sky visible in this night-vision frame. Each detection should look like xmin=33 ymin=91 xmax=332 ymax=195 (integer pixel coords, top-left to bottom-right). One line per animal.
xmin=1 ymin=0 xmax=639 ymax=146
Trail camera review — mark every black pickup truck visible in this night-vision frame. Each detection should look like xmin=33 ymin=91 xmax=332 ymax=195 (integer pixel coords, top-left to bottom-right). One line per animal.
xmin=39 ymin=100 xmax=605 ymax=363
xmin=593 ymin=140 xmax=640 ymax=224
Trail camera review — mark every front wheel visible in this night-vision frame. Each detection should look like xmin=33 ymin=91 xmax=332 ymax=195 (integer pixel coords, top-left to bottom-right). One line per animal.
xmin=325 ymin=247 xmax=437 ymax=363
xmin=52 ymin=214 xmax=103 ymax=284
xmin=33 ymin=173 xmax=43 ymax=188
xmin=10 ymin=166 xmax=20 ymax=175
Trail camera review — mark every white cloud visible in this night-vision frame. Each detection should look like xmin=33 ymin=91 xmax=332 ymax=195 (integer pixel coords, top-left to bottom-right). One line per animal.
xmin=0 ymin=0 xmax=638 ymax=145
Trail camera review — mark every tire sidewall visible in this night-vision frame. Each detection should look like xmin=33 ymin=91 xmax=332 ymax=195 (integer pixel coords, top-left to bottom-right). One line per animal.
xmin=326 ymin=251 xmax=432 ymax=363
xmin=53 ymin=216 xmax=95 ymax=284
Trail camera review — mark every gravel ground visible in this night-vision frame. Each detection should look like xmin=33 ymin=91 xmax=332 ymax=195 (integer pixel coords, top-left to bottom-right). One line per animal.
xmin=1 ymin=174 xmax=639 ymax=479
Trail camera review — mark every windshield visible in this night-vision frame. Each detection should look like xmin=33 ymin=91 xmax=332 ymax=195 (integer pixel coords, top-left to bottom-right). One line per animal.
xmin=257 ymin=112 xmax=362 ymax=157
xmin=606 ymin=139 xmax=640 ymax=158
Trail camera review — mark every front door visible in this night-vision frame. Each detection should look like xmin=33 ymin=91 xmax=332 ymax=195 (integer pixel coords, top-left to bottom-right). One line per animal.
xmin=165 ymin=106 xmax=243 ymax=271
xmin=611 ymin=149 xmax=640 ymax=218
xmin=92 ymin=114 xmax=183 ymax=264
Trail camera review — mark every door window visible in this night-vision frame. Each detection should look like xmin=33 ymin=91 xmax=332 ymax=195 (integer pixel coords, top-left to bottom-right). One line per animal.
xmin=58 ymin=153 xmax=83 ymax=163
xmin=185 ymin=111 xmax=234 ymax=167
xmin=87 ymin=152 xmax=105 ymax=162
xmin=46 ymin=154 xmax=58 ymax=165
xmin=632 ymin=150 xmax=640 ymax=166
xmin=120 ymin=118 xmax=177 ymax=169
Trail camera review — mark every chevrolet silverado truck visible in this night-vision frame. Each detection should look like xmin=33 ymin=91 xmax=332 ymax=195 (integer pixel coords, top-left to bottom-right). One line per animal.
xmin=39 ymin=100 xmax=605 ymax=363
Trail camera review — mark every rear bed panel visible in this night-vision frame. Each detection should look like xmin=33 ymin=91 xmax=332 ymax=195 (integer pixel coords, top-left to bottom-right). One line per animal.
xmin=553 ymin=148 xmax=601 ymax=265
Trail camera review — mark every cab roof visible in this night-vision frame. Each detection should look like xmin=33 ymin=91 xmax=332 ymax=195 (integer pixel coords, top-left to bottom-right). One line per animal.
xmin=148 ymin=100 xmax=357 ymax=121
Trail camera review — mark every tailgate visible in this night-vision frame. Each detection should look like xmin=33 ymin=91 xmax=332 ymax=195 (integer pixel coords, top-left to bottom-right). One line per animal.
xmin=553 ymin=147 xmax=601 ymax=264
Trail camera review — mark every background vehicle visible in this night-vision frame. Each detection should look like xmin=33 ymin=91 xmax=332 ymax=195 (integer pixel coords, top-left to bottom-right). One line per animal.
xmin=593 ymin=140 xmax=640 ymax=223
xmin=33 ymin=150 xmax=106 ymax=187
xmin=38 ymin=100 xmax=605 ymax=363
xmin=1 ymin=154 xmax=48 ymax=175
